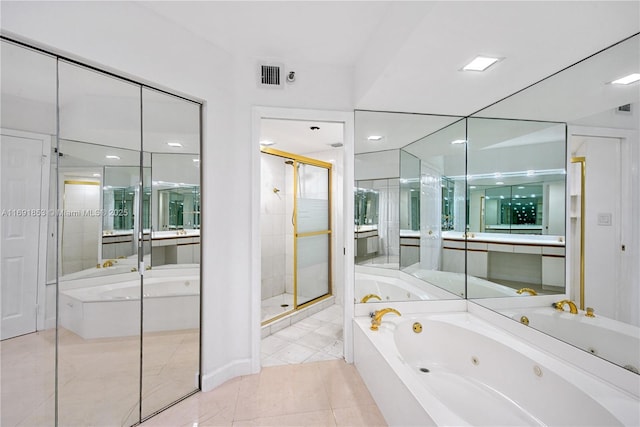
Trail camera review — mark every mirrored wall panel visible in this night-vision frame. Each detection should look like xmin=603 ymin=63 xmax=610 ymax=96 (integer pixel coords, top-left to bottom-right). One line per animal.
xmin=401 ymin=118 xmax=467 ymax=297
xmin=465 ymin=117 xmax=566 ymax=299
xmin=142 ymin=87 xmax=201 ymax=418
xmin=57 ymin=60 xmax=142 ymax=427
xmin=354 ymin=110 xmax=465 ymax=304
xmin=469 ymin=33 xmax=639 ymax=373
xmin=1 ymin=40 xmax=57 ymax=427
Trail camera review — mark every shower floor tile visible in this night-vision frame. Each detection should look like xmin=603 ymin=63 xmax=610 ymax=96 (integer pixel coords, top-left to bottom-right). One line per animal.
xmin=261 ymin=292 xmax=295 ymax=322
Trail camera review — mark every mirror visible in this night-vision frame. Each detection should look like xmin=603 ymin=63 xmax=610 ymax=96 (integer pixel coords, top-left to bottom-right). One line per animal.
xmin=1 ymin=39 xmax=57 ymax=427
xmin=142 ymin=88 xmax=201 ymax=417
xmin=57 ymin=60 xmax=143 ymax=426
xmin=354 ymin=110 xmax=465 ymax=303
xmin=469 ymin=33 xmax=639 ymax=373
xmin=465 ymin=117 xmax=567 ymax=299
xmin=1 ymin=39 xmax=203 ymax=426
xmin=401 ymin=118 xmax=469 ymax=297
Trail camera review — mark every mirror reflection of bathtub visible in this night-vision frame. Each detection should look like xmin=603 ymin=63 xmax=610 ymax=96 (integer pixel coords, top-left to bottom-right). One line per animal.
xmin=499 ymin=306 xmax=640 ymax=373
xmin=59 ymin=266 xmax=199 ymax=339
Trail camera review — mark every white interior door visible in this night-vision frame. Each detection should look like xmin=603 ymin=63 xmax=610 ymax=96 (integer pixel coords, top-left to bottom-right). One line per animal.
xmin=1 ymin=131 xmax=49 ymax=340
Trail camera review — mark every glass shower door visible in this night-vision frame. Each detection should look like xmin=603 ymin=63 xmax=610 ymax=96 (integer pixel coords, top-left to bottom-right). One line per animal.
xmin=295 ymin=161 xmax=332 ymax=307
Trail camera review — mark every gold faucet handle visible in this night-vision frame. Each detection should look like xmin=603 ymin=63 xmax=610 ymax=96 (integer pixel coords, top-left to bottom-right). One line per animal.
xmin=516 ymin=288 xmax=538 ymax=296
xmin=585 ymin=307 xmax=595 ymax=317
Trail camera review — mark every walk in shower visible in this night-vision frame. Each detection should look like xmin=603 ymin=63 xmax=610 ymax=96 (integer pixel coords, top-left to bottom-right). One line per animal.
xmin=260 ymin=148 xmax=332 ymax=324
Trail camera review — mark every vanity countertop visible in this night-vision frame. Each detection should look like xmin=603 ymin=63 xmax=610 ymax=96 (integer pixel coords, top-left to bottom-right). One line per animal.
xmin=355 ymin=225 xmax=378 ymax=233
xmin=442 ymin=231 xmax=565 ymax=246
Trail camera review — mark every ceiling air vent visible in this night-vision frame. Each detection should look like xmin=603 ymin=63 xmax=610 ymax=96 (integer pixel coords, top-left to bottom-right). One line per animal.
xmin=617 ymin=104 xmax=632 ymax=113
xmin=258 ymin=63 xmax=284 ymax=88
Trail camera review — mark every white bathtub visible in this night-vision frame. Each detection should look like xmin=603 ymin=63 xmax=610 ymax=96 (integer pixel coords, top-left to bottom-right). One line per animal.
xmin=354 ymin=312 xmax=639 ymax=426
xmin=500 ymin=306 xmax=640 ymax=373
xmin=59 ymin=275 xmax=199 ymax=339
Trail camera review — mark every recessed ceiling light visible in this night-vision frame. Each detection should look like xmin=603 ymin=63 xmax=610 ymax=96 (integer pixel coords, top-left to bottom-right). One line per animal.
xmin=167 ymin=141 xmax=183 ymax=147
xmin=496 ymin=181 xmax=504 ymax=185
xmin=494 ymin=172 xmax=502 ymax=178
xmin=92 ymin=173 xmax=101 ymax=177
xmin=192 ymin=158 xmax=200 ymax=163
xmin=451 ymin=139 xmax=467 ymax=145
xmin=367 ymin=135 xmax=383 ymax=141
xmin=462 ymin=56 xmax=501 ymax=72
xmin=260 ymin=140 xmax=275 ymax=146
xmin=611 ymin=73 xmax=640 ymax=85
xmin=527 ymin=170 xmax=535 ymax=176
xmin=105 ymin=155 xmax=120 ymax=160
xmin=469 ymin=186 xmax=476 ymax=189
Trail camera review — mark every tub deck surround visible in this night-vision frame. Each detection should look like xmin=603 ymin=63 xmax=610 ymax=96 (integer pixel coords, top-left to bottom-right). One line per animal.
xmin=354 ymin=311 xmax=639 ymax=426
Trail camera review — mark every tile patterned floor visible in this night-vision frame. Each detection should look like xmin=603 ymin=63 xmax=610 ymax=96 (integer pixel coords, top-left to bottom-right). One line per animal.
xmin=141 ymin=359 xmax=387 ymax=427
xmin=261 ymin=304 xmax=344 ymax=367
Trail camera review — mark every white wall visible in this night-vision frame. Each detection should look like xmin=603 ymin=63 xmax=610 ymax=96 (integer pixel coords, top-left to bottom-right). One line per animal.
xmin=1 ymin=0 xmax=355 ymax=391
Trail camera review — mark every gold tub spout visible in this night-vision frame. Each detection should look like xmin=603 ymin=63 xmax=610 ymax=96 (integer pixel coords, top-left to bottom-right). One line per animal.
xmin=516 ymin=288 xmax=538 ymax=296
xmin=102 ymin=259 xmax=117 ymax=268
xmin=554 ymin=299 xmax=578 ymax=314
xmin=370 ymin=308 xmax=401 ymax=331
xmin=361 ymin=294 xmax=382 ymax=303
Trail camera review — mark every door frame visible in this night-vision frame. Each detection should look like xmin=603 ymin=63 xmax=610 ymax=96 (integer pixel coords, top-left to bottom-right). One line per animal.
xmin=567 ymin=125 xmax=638 ymax=323
xmin=1 ymin=128 xmax=52 ymax=333
xmin=251 ymin=107 xmax=355 ymax=372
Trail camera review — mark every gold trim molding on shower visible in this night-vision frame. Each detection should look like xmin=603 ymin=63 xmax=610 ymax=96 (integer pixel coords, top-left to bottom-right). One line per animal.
xmin=571 ymin=156 xmax=586 ymax=311
xmin=260 ymin=146 xmax=333 ymax=325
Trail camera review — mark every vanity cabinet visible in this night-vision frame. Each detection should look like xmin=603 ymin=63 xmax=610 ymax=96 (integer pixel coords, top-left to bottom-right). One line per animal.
xmin=442 ymin=235 xmax=564 ymax=289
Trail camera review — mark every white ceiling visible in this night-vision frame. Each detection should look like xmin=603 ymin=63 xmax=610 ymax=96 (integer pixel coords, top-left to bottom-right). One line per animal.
xmin=141 ymin=1 xmax=639 ymax=155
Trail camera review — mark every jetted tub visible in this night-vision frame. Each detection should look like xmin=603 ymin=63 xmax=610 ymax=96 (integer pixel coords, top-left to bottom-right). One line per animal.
xmin=501 ymin=306 xmax=640 ymax=373
xmin=59 ymin=275 xmax=199 ymax=339
xmin=354 ymin=312 xmax=639 ymax=426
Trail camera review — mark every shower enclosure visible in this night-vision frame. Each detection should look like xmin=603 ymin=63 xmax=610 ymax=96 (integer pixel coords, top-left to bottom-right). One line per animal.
xmin=260 ymin=148 xmax=332 ymax=324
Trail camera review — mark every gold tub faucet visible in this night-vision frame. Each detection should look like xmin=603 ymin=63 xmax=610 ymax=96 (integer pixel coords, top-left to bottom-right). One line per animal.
xmin=361 ymin=294 xmax=382 ymax=303
xmin=102 ymin=259 xmax=117 ymax=268
xmin=554 ymin=299 xmax=578 ymax=314
xmin=370 ymin=308 xmax=401 ymax=331
xmin=516 ymin=288 xmax=538 ymax=296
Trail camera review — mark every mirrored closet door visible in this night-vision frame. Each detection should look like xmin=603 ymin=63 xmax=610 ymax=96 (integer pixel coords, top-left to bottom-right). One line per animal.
xmin=0 ymin=37 xmax=202 ymax=426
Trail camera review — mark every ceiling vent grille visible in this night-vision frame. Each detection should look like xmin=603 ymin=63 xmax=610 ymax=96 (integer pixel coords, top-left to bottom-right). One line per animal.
xmin=617 ymin=104 xmax=632 ymax=113
xmin=258 ymin=63 xmax=284 ymax=88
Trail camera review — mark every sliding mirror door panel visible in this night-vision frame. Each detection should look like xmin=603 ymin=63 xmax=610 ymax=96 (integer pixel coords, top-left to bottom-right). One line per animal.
xmin=57 ymin=60 xmax=142 ymax=426
xmin=0 ymin=40 xmax=57 ymax=427
xmin=141 ymin=88 xmax=201 ymax=418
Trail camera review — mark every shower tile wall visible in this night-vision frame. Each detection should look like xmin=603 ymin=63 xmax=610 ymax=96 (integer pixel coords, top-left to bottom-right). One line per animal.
xmin=62 ymin=181 xmax=100 ymax=274
xmin=260 ymin=154 xmax=290 ymax=300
